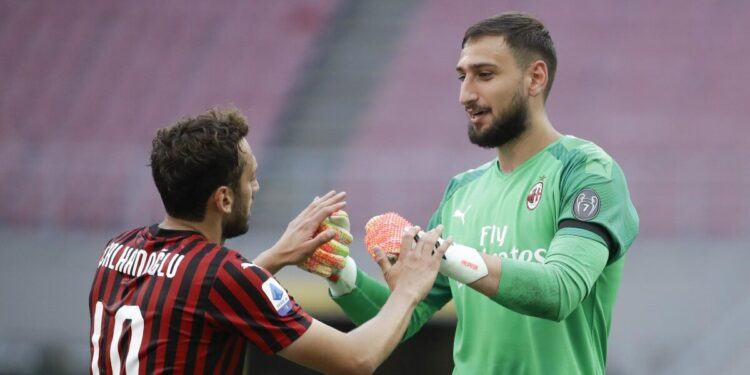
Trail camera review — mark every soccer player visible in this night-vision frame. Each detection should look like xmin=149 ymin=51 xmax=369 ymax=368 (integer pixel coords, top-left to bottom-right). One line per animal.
xmin=311 ymin=12 xmax=640 ymax=374
xmin=88 ymin=107 xmax=451 ymax=374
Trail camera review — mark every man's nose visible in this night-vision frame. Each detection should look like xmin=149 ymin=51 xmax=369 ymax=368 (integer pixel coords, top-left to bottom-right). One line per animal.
xmin=459 ymin=80 xmax=478 ymax=107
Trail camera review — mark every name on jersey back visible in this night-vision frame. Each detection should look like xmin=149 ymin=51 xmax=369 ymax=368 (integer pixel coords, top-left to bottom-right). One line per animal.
xmin=96 ymin=242 xmax=185 ymax=279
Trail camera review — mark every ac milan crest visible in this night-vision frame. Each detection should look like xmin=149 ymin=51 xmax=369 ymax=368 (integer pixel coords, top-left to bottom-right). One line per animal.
xmin=526 ymin=181 xmax=544 ymax=210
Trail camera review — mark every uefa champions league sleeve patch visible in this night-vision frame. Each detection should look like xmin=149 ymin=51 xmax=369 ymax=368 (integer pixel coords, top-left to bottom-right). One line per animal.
xmin=573 ymin=188 xmax=600 ymax=221
xmin=261 ymin=278 xmax=294 ymax=316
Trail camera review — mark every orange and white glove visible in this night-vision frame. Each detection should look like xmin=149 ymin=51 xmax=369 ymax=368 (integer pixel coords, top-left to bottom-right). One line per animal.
xmin=300 ymin=210 xmax=352 ymax=281
xmin=365 ymin=212 xmax=488 ymax=285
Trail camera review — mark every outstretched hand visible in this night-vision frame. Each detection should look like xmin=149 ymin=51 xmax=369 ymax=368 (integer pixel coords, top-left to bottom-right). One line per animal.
xmin=255 ymin=191 xmax=346 ymax=274
xmin=373 ymin=225 xmax=452 ymax=300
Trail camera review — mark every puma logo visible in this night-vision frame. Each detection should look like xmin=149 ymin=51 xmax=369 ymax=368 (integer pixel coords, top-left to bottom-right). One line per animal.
xmin=453 ymin=205 xmax=472 ymax=225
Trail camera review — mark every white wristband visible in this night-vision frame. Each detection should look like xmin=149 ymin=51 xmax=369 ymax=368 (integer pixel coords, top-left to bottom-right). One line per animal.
xmin=327 ymin=256 xmax=357 ymax=297
xmin=439 ymin=241 xmax=488 ymax=285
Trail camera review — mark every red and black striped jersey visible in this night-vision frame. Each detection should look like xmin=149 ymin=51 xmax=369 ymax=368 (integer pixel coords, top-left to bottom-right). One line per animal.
xmin=89 ymin=225 xmax=312 ymax=374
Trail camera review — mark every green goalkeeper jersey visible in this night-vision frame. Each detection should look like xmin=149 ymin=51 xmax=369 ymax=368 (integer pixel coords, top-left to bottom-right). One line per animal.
xmin=334 ymin=135 xmax=639 ymax=374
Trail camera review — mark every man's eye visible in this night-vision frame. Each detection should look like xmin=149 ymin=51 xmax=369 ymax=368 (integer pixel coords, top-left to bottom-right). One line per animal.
xmin=479 ymin=72 xmax=493 ymax=79
xmin=457 ymin=75 xmax=466 ymax=82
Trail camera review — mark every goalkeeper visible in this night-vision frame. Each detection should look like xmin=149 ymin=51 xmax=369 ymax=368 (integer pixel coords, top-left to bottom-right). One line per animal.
xmin=302 ymin=12 xmax=639 ymax=375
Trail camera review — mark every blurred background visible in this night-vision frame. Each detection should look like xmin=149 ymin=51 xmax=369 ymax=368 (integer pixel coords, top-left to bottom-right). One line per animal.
xmin=1 ymin=0 xmax=749 ymax=373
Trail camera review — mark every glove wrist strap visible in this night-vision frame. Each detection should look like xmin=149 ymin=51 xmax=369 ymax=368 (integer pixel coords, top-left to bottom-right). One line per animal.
xmin=328 ymin=256 xmax=357 ymax=296
xmin=439 ymin=242 xmax=488 ymax=284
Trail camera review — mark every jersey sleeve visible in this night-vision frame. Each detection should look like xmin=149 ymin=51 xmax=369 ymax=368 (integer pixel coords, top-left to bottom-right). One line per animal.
xmin=557 ymin=146 xmax=640 ymax=262
xmin=494 ymin=234 xmax=609 ymax=321
xmin=207 ymin=252 xmax=312 ymax=355
xmin=333 ymin=269 xmax=452 ymax=341
xmin=331 ymin=185 xmax=457 ymax=341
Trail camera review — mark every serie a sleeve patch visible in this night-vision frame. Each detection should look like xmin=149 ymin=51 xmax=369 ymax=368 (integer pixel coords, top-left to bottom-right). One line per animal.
xmin=261 ymin=278 xmax=294 ymax=317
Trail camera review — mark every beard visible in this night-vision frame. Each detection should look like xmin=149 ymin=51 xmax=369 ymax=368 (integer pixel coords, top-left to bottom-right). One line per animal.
xmin=468 ymin=88 xmax=529 ymax=149
xmin=222 ymin=198 xmax=249 ymax=240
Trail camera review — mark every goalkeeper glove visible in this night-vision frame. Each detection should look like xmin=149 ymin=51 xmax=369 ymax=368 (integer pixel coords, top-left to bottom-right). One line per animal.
xmin=300 ymin=211 xmax=358 ymax=296
xmin=365 ymin=212 xmax=488 ymax=285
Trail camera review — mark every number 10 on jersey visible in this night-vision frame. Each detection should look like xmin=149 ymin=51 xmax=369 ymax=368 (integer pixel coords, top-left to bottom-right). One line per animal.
xmin=91 ymin=301 xmax=144 ymax=374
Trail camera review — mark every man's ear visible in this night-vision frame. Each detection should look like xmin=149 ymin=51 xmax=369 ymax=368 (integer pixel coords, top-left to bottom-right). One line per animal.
xmin=212 ymin=186 xmax=233 ymax=214
xmin=527 ymin=60 xmax=548 ymax=98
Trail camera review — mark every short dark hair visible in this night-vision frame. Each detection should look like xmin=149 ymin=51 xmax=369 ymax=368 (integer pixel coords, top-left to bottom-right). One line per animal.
xmin=150 ymin=107 xmax=249 ymax=221
xmin=462 ymin=12 xmax=557 ymax=99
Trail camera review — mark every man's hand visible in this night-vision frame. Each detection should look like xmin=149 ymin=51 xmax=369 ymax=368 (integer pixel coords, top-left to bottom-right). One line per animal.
xmin=365 ymin=212 xmax=489 ymax=286
xmin=254 ymin=191 xmax=346 ymax=274
xmin=373 ymin=225 xmax=452 ymax=299
xmin=300 ymin=210 xmax=352 ymax=280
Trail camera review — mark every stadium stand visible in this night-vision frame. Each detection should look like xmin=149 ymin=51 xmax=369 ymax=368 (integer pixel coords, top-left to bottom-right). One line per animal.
xmin=0 ymin=0 xmax=337 ymax=228
xmin=337 ymin=0 xmax=750 ymax=236
xmin=1 ymin=0 xmax=750 ymax=373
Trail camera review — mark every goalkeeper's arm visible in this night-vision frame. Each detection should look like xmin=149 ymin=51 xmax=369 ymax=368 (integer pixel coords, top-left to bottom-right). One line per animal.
xmin=331 ymin=266 xmax=452 ymax=341
xmin=279 ymin=227 xmax=450 ymax=375
xmin=484 ymin=233 xmax=609 ymax=321
xmin=364 ymin=214 xmax=609 ymax=321
xmin=300 ymin=212 xmax=452 ymax=340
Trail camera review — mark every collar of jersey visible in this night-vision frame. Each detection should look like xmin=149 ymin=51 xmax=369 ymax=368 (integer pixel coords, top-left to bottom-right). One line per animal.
xmin=493 ymin=136 xmax=565 ymax=178
xmin=148 ymin=224 xmax=204 ymax=239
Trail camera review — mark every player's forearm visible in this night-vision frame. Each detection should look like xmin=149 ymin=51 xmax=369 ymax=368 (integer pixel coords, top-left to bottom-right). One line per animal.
xmin=252 ymin=249 xmax=284 ymax=274
xmin=489 ymin=235 xmax=608 ymax=321
xmin=332 ymin=269 xmax=445 ymax=341
xmin=290 ymin=289 xmax=420 ymax=375
xmin=467 ymin=252 xmax=502 ymax=296
xmin=340 ymin=286 xmax=420 ymax=373
xmin=331 ymin=269 xmax=390 ymax=323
